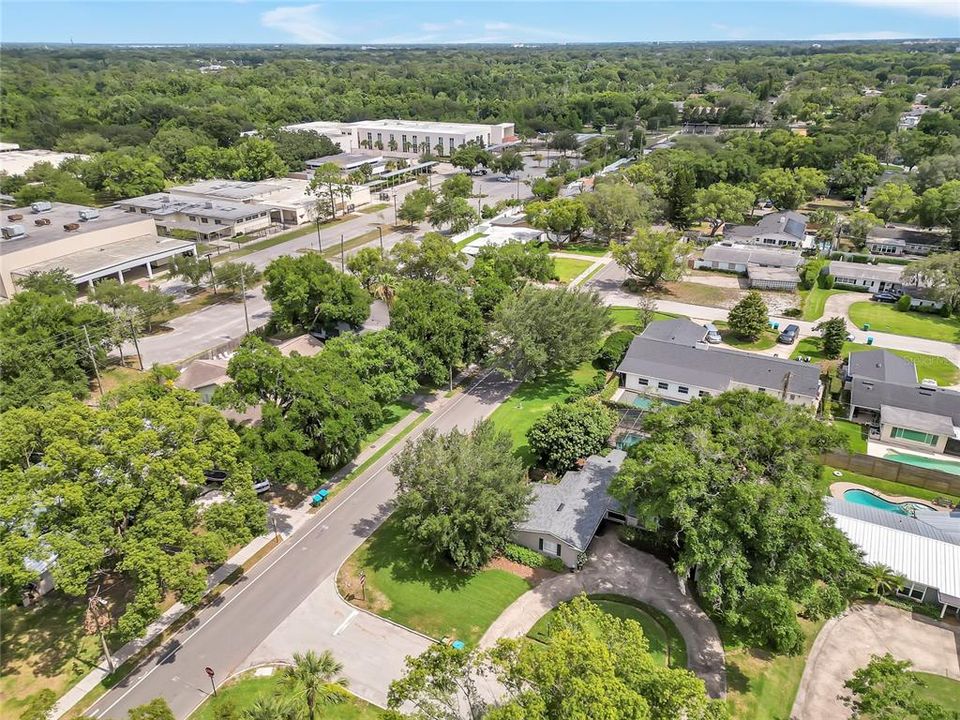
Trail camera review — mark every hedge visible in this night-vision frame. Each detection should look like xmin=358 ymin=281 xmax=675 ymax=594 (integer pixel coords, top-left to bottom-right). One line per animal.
xmin=503 ymin=543 xmax=567 ymax=573
xmin=596 ymin=330 xmax=635 ymax=370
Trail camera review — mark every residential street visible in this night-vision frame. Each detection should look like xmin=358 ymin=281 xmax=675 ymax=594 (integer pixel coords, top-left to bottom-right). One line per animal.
xmin=83 ymin=371 xmax=517 ymax=720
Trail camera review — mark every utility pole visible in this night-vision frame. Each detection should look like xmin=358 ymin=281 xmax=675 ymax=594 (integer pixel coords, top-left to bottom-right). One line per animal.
xmin=340 ymin=234 xmax=345 ymax=273
xmin=83 ymin=325 xmax=104 ymax=398
xmin=476 ymin=182 xmax=481 ymax=217
xmin=205 ymin=254 xmax=218 ymax=296
xmin=393 ymin=193 xmax=399 ymax=227
xmin=516 ymin=175 xmax=520 ymax=201
xmin=128 ymin=320 xmax=144 ymax=371
xmin=315 ymin=217 xmax=323 ymax=252
xmin=378 ymin=226 xmax=384 ymax=253
xmin=239 ymin=266 xmax=250 ymax=334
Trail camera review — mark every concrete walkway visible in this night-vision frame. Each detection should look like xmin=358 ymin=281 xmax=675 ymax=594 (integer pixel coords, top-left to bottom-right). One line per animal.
xmin=792 ymin=603 xmax=960 ymax=720
xmin=478 ymin=533 xmax=727 ymax=698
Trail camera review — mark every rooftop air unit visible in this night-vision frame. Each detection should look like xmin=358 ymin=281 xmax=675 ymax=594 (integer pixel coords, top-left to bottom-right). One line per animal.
xmin=204 ymin=201 xmax=214 ymax=209
xmin=31 ymin=201 xmax=52 ymax=214
xmin=7 ymin=213 xmax=23 ymax=221
xmin=34 ymin=218 xmax=51 ymax=226
xmin=1 ymin=224 xmax=26 ymax=240
xmin=62 ymin=222 xmax=80 ymax=232
xmin=79 ymin=209 xmax=100 ymax=221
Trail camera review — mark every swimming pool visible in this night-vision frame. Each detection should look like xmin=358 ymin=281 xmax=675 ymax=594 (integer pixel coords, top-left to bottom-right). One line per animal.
xmin=885 ymin=452 xmax=960 ymax=477
xmin=843 ymin=488 xmax=937 ymax=515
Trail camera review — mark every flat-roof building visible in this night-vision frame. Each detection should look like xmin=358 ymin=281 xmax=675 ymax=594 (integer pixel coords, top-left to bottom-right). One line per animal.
xmin=0 ymin=148 xmax=89 ymax=177
xmin=116 ymin=192 xmax=274 ymax=241
xmin=0 ymin=202 xmax=194 ymax=298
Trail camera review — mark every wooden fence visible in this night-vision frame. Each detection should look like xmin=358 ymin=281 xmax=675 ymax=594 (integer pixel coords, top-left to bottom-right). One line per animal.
xmin=824 ymin=451 xmax=960 ymax=497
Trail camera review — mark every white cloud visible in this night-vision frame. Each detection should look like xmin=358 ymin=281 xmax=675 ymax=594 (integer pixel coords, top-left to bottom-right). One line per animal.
xmin=812 ymin=29 xmax=916 ymax=40
xmin=260 ymin=4 xmax=339 ymax=43
xmin=828 ymin=0 xmax=959 ymax=17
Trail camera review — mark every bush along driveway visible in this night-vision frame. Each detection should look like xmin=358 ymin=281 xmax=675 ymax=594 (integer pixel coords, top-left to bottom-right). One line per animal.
xmin=478 ymin=532 xmax=727 ymax=698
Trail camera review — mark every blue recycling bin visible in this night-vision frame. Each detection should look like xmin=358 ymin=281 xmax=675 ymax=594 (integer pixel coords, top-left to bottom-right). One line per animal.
xmin=770 ymin=321 xmax=779 ymax=330
xmin=863 ymin=323 xmax=870 ymax=331
xmin=867 ymin=336 xmax=874 ymax=345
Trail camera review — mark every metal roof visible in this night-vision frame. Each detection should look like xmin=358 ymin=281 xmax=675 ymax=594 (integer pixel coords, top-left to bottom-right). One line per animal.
xmin=826 ymin=497 xmax=957 ymax=543
xmin=830 ymin=511 xmax=960 ymax=598
xmin=516 ymin=450 xmax=627 ymax=552
xmin=747 ymin=266 xmax=801 ymax=283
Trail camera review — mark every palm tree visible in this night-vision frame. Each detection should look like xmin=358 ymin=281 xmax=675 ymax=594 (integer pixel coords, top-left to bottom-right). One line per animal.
xmin=281 ymin=650 xmax=348 ymax=720
xmin=242 ymin=695 xmax=296 ymax=720
xmin=865 ymin=563 xmax=906 ymax=597
xmin=370 ymin=273 xmax=398 ymax=307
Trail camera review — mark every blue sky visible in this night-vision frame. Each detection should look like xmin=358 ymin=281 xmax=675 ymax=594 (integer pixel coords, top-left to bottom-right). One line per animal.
xmin=2 ymin=1 xmax=957 ymax=45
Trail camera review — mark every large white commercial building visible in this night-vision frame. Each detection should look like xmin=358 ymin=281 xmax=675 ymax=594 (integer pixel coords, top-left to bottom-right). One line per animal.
xmin=0 ymin=202 xmax=195 ymax=298
xmin=0 ymin=145 xmax=89 ymax=177
xmin=282 ymin=119 xmax=516 ymax=156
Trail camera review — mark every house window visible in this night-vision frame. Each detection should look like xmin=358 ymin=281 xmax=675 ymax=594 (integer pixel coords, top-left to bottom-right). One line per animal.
xmin=376 ymin=132 xmax=382 ymax=145
xmin=402 ymin=134 xmax=408 ymax=152
xmin=537 ymin=538 xmax=562 ymax=557
xmin=449 ymin=138 xmax=455 ymax=151
xmin=412 ymin=135 xmax=418 ymax=150
xmin=897 ymin=584 xmax=925 ymax=601
xmin=678 ymin=386 xmax=689 ymax=394
xmin=698 ymin=390 xmax=710 ymax=398
xmin=367 ymin=132 xmax=372 ymax=144
xmin=200 ymin=217 xmax=208 ymax=224
xmin=637 ymin=378 xmax=648 ymax=386
xmin=425 ymin=136 xmax=431 ymax=151
xmin=657 ymin=382 xmax=669 ymax=390
xmin=188 ymin=215 xmax=196 ymax=221
xmin=892 ymin=427 xmax=938 ymax=446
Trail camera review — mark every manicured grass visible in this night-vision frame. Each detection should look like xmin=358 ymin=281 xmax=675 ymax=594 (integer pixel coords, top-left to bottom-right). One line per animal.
xmin=361 ymin=401 xmax=416 ymax=446
xmin=818 ymin=466 xmax=960 ymax=505
xmin=338 ymin=518 xmax=530 ymax=647
xmin=359 ymin=202 xmax=390 ymax=214
xmin=97 ymin=366 xmax=145 ymax=396
xmin=714 ymin=322 xmax=778 ymax=351
xmin=553 ymin=257 xmax=594 ymax=283
xmin=455 ymin=231 xmax=487 ymax=249
xmin=654 ymin=281 xmax=741 ymax=308
xmin=912 ymin=672 xmax=960 ymax=710
xmin=609 ymin=306 xmax=679 ymax=329
xmin=801 ymin=288 xmax=848 ymax=321
xmin=487 ymin=360 xmax=599 ymax=465
xmin=556 ymin=242 xmax=610 ymax=257
xmin=848 ymin=302 xmax=960 ymax=343
xmin=832 ymin=420 xmax=867 ymax=454
xmin=192 ymin=672 xmax=379 ymax=720
xmin=527 ymin=594 xmax=688 ymax=669
xmin=790 ymin=339 xmax=960 ymax=386
xmin=1 ymin=594 xmax=123 ymax=720
xmin=222 ymin=215 xmax=356 ymax=259
xmin=723 ymin=617 xmax=826 ymax=720
xmin=576 ymin=261 xmax=607 ymax=286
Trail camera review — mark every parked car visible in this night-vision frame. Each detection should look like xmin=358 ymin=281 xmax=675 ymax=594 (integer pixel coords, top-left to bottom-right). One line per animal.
xmin=497 ymin=174 xmax=513 ymax=182
xmin=703 ymin=323 xmax=722 ymax=344
xmin=777 ymin=324 xmax=800 ymax=344
xmin=469 ymin=167 xmax=488 ymax=176
xmin=252 ymin=479 xmax=272 ymax=495
xmin=872 ymin=292 xmax=899 ymax=303
xmin=203 ymin=469 xmax=228 ymax=484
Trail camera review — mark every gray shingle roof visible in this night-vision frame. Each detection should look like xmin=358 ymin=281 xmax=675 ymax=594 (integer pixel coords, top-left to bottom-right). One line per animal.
xmin=849 ymin=378 xmax=960 ymax=426
xmin=880 ymin=405 xmax=955 ymax=435
xmin=829 ymin=260 xmax=904 ymax=283
xmin=616 ymin=319 xmax=822 ymax=399
xmin=516 ymin=450 xmax=627 ymax=552
xmin=701 ymin=243 xmax=803 ymax=268
xmin=639 ymin=317 xmax=708 ymax=345
xmin=847 ymin=350 xmax=918 ymax=384
xmin=868 ymin=226 xmax=947 ymax=246
xmin=826 ymin=497 xmax=958 ymax=544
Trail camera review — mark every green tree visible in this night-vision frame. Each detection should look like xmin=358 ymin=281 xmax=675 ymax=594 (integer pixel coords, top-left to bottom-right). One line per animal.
xmin=320 ymin=329 xmax=419 ymax=405
xmin=429 ymin=196 xmax=477 ymax=233
xmin=666 ymin=163 xmax=697 ymax=229
xmin=916 ymin=180 xmax=960 ymax=240
xmin=902 ymin=252 xmax=960 ymax=311
xmin=263 ymin=253 xmax=371 ymax=332
xmin=390 ymin=280 xmax=486 ymax=386
xmin=525 ymin=197 xmax=591 ymax=244
xmin=738 ymin=584 xmax=804 ymax=655
xmin=169 ymin=254 xmax=210 ymax=290
xmin=213 ymin=261 xmax=261 ymax=298
xmin=868 ymin=182 xmax=918 ymax=222
xmin=530 ymin=176 xmax=563 ymax=201
xmin=548 ymin=130 xmax=580 ymax=156
xmin=831 ymin=153 xmax=882 ymax=199
xmin=610 ymin=391 xmax=863 ymax=637
xmin=843 ymin=654 xmax=958 ymax=720
xmin=585 ymin=182 xmax=650 ymax=242
xmin=128 ymin=699 xmax=176 ymax=720
xmin=694 ymin=182 xmax=755 ymax=235
xmin=129 ymin=287 xmax=175 ymax=332
xmin=727 ymin=291 xmax=769 ymax=341
xmin=449 ymin=144 xmax=493 ymax=172
xmin=389 ymin=421 xmax=530 ymax=571
xmin=346 ymin=247 xmax=397 ymax=291
xmin=491 ymin=286 xmax=612 ymax=380
xmin=281 ymin=650 xmax=348 ymax=720
xmin=14 ymin=268 xmax=77 ymax=298
xmin=440 ymin=172 xmax=474 ymax=200
xmin=757 ymin=168 xmax=807 ymax=210
xmin=76 ymin=152 xmax=166 ymax=199
xmin=241 ymin=695 xmax=297 ymax=720
xmin=232 ymin=137 xmax=288 ymax=181
xmin=308 ymin=162 xmax=350 ymax=220
xmin=863 ymin=563 xmax=907 ymax=597
xmin=843 ymin=210 xmax=883 ymax=248
xmin=527 ymin=398 xmax=617 ymax=472
xmin=390 ymin=233 xmax=464 ymax=282
xmin=397 ymin=187 xmax=436 ymax=225
xmin=493 ymin=150 xmax=525 ymax=177
xmin=816 ymin=316 xmax=848 ymax=359
xmin=610 ymin=226 xmax=687 ymax=288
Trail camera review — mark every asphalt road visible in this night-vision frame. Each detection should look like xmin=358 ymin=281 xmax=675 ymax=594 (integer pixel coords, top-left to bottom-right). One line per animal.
xmin=84 ymin=370 xmax=516 ymax=720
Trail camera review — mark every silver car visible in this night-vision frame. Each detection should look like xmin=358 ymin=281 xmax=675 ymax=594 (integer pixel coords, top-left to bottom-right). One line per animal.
xmin=703 ymin=323 xmax=722 ymax=344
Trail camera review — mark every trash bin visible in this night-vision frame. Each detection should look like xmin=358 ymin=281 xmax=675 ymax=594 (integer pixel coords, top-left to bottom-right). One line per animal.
xmin=863 ymin=323 xmax=870 ymax=331
xmin=867 ymin=336 xmax=874 ymax=345
xmin=771 ymin=321 xmax=780 ymax=330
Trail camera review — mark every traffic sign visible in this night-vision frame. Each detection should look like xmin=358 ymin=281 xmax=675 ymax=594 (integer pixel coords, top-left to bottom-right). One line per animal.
xmin=204 ymin=666 xmax=215 ymax=678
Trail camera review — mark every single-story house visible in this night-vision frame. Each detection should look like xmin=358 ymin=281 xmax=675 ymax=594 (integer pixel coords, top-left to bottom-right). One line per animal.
xmin=867 ymin=226 xmax=947 ymax=257
xmin=827 ymin=497 xmax=960 ymax=618
xmin=724 ymin=211 xmax=809 ymax=249
xmin=174 ymin=358 xmax=230 ymax=402
xmin=616 ymin=318 xmax=822 ymax=408
xmin=694 ymin=243 xmax=802 ymax=274
xmin=22 ymin=552 xmax=57 ymax=603
xmin=828 ymin=260 xmax=904 ymax=292
xmin=513 ymin=450 xmax=629 ymax=568
xmin=746 ymin=265 xmax=801 ymax=291
xmin=844 ymin=349 xmax=960 ymax=454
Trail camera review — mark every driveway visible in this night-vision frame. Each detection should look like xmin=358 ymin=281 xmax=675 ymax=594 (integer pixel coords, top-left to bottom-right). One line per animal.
xmin=478 ymin=532 xmax=727 ymax=698
xmin=792 ymin=603 xmax=960 ymax=720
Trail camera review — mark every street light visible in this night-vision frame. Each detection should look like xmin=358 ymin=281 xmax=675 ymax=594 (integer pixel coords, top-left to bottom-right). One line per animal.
xmin=315 ymin=216 xmax=323 ymax=253
xmin=239 ymin=265 xmax=250 ymax=334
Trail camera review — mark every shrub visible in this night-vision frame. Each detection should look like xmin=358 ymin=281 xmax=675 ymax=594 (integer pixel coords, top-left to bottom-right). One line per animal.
xmin=503 ymin=542 xmax=566 ymax=572
xmin=528 ymin=396 xmax=617 ymax=471
xmin=596 ymin=330 xmax=634 ymax=370
xmin=782 ymin=307 xmax=802 ymax=317
xmin=569 ymin=369 xmax=608 ymax=399
xmin=895 ymin=294 xmax=912 ymax=312
xmin=818 ymin=273 xmax=835 ymax=289
xmin=738 ymin=583 xmax=805 ymax=655
xmin=801 ymin=584 xmax=847 ymax=620
xmin=940 ymin=304 xmax=951 ymax=318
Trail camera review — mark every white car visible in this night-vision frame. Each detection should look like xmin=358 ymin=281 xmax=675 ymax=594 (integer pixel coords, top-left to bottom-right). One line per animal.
xmin=252 ymin=479 xmax=272 ymax=495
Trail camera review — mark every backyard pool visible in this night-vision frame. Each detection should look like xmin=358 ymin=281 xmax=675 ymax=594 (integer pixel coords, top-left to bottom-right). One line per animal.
xmin=886 ymin=452 xmax=960 ymax=477
xmin=843 ymin=488 xmax=937 ymax=515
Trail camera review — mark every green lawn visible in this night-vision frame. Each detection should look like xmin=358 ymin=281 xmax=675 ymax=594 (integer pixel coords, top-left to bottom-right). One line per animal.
xmin=724 ymin=618 xmax=826 ymax=720
xmin=791 ymin=338 xmax=960 ymax=386
xmin=455 ymin=231 xmax=487 ymax=249
xmin=338 ymin=518 xmax=530 ymax=647
xmin=192 ymin=672 xmax=379 ymax=720
xmin=801 ymin=288 xmax=848 ymax=321
xmin=359 ymin=202 xmax=390 ymax=214
xmin=832 ymin=420 xmax=867 ymax=453
xmin=715 ymin=322 xmax=778 ymax=351
xmin=487 ymin=360 xmax=599 ymax=465
xmin=817 ymin=466 xmax=960 ymax=505
xmin=555 ymin=242 xmax=610 ymax=257
xmin=912 ymin=672 xmax=960 ymax=710
xmin=361 ymin=401 xmax=416 ymax=445
xmin=609 ymin=306 xmax=679 ymax=330
xmin=553 ymin=257 xmax=595 ymax=283
xmin=848 ymin=302 xmax=960 ymax=343
xmin=527 ymin=594 xmax=688 ymax=669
